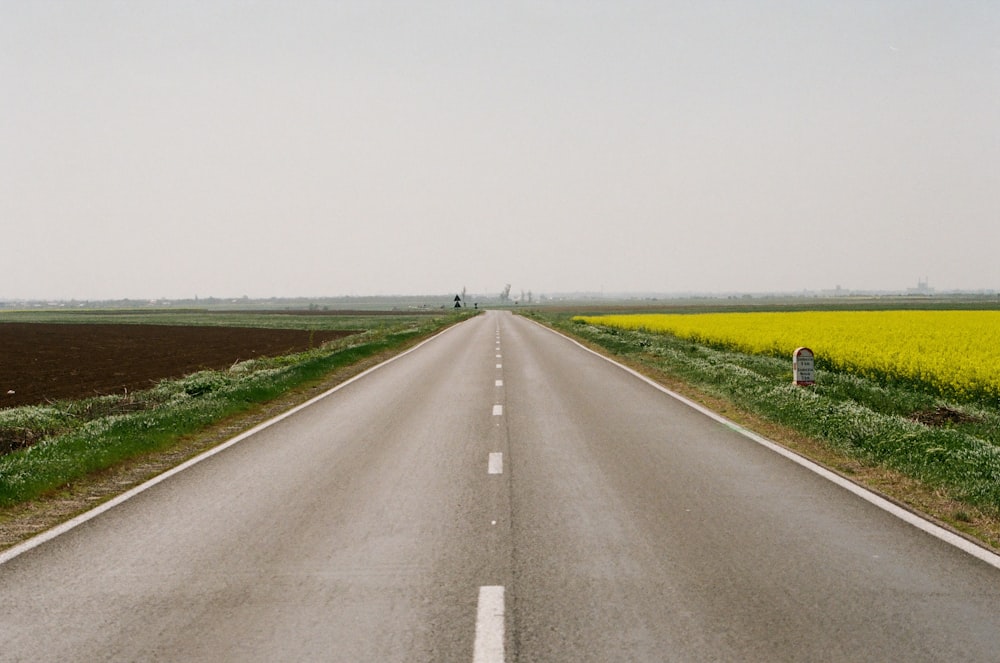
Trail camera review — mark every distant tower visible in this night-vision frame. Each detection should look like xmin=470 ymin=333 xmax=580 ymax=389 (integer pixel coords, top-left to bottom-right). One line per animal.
xmin=908 ymin=277 xmax=934 ymax=295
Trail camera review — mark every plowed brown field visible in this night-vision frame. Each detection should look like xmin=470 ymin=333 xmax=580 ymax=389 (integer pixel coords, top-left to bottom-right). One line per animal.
xmin=0 ymin=323 xmax=356 ymax=409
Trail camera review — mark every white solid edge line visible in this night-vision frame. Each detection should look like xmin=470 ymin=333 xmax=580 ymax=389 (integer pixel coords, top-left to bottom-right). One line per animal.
xmin=530 ymin=318 xmax=1000 ymax=571
xmin=0 ymin=320 xmax=470 ymax=567
xmin=488 ymin=452 xmax=503 ymax=475
xmin=473 ymin=585 xmax=505 ymax=663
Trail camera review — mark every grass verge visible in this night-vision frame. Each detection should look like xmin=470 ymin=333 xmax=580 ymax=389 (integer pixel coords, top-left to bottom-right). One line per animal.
xmin=525 ymin=311 xmax=1000 ymax=552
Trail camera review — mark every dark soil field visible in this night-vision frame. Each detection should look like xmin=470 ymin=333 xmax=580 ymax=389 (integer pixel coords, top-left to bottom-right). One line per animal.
xmin=0 ymin=323 xmax=356 ymax=409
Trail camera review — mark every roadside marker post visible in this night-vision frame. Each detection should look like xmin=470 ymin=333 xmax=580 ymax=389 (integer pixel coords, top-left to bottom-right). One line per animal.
xmin=793 ymin=347 xmax=815 ymax=386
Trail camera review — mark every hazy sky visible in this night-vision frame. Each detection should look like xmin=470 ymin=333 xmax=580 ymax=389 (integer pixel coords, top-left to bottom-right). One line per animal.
xmin=3 ymin=1 xmax=998 ymax=300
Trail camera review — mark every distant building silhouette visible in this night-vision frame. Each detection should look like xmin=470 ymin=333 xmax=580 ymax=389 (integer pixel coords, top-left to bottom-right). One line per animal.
xmin=907 ymin=278 xmax=934 ymax=295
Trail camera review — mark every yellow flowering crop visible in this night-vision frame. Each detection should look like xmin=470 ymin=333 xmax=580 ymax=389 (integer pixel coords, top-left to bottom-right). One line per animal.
xmin=574 ymin=311 xmax=1000 ymax=401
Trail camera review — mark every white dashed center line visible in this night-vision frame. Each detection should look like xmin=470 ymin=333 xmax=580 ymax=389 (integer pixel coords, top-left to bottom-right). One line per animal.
xmin=473 ymin=586 xmax=505 ymax=663
xmin=474 ymin=323 xmax=507 ymax=661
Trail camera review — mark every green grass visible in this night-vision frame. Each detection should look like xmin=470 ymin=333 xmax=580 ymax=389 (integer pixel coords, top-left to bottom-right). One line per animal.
xmin=0 ymin=312 xmax=474 ymax=507
xmin=527 ymin=311 xmax=1000 ymax=517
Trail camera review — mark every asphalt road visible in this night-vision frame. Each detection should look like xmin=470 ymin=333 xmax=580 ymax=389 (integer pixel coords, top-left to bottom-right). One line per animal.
xmin=2 ymin=310 xmax=999 ymax=661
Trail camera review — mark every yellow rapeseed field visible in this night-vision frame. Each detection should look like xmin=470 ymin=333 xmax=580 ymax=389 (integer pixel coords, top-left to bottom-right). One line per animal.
xmin=574 ymin=311 xmax=1000 ymax=400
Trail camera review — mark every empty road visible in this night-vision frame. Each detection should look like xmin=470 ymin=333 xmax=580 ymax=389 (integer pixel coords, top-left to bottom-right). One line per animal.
xmin=2 ymin=310 xmax=999 ymax=661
